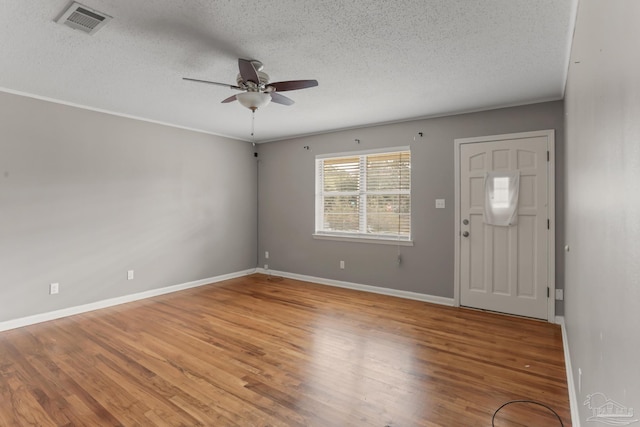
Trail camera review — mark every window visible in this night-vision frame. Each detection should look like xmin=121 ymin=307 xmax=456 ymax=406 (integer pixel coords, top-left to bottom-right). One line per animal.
xmin=491 ymin=176 xmax=511 ymax=209
xmin=315 ymin=147 xmax=411 ymax=243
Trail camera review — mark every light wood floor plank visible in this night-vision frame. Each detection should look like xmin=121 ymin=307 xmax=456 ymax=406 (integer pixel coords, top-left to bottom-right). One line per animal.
xmin=0 ymin=274 xmax=571 ymax=426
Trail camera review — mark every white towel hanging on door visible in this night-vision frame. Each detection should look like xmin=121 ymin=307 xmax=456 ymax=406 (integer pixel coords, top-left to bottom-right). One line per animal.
xmin=484 ymin=171 xmax=520 ymax=226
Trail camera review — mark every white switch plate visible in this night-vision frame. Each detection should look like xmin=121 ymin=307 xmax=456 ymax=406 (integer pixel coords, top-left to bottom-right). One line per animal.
xmin=50 ymin=283 xmax=59 ymax=295
xmin=340 ymin=260 xmax=345 ymax=269
xmin=127 ymin=270 xmax=134 ymax=280
xmin=435 ymin=199 xmax=445 ymax=209
xmin=265 ymin=251 xmax=269 ymax=259
xmin=555 ymin=289 xmax=564 ymax=300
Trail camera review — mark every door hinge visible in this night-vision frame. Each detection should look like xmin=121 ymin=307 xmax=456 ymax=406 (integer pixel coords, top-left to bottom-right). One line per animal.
xmin=547 ymin=219 xmax=550 ymax=229
xmin=547 ymin=287 xmax=550 ymax=298
xmin=547 ymin=151 xmax=550 ymax=161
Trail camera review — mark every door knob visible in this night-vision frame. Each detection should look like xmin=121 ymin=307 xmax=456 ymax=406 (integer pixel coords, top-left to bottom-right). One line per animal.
xmin=462 ymin=231 xmax=469 ymax=237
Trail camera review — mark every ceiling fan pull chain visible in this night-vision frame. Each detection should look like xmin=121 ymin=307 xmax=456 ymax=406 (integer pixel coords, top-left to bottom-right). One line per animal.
xmin=251 ymin=110 xmax=255 ymax=140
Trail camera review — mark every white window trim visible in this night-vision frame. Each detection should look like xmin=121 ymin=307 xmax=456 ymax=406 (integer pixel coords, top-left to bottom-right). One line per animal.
xmin=315 ymin=146 xmax=411 ymax=245
xmin=312 ymin=233 xmax=414 ymax=246
xmin=315 ymin=146 xmax=410 ymax=159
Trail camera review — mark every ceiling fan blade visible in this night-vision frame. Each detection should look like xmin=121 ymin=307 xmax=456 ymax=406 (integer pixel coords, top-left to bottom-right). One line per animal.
xmin=183 ymin=77 xmax=242 ymax=90
xmin=238 ymin=58 xmax=260 ymax=84
xmin=221 ymin=94 xmax=238 ymax=103
xmin=268 ymin=80 xmax=318 ymax=92
xmin=270 ymin=92 xmax=295 ymax=106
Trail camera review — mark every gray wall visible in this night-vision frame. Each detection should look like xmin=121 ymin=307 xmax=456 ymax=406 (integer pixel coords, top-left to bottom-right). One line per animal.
xmin=257 ymin=101 xmax=565 ymax=314
xmin=0 ymin=91 xmax=257 ymax=322
xmin=564 ymin=0 xmax=640 ymax=422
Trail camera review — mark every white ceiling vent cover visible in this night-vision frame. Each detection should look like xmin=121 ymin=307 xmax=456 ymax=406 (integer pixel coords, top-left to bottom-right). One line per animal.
xmin=56 ymin=2 xmax=112 ymax=35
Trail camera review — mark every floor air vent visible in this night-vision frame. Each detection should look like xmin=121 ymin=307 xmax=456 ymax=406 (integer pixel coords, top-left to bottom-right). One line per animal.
xmin=56 ymin=2 xmax=112 ymax=35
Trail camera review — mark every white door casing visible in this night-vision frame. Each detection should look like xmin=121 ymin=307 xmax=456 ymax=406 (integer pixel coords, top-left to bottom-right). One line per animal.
xmin=454 ymin=130 xmax=555 ymax=321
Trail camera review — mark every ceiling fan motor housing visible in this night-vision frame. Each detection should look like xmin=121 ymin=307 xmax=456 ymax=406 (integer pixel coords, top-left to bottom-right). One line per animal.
xmin=237 ymin=71 xmax=270 ymax=91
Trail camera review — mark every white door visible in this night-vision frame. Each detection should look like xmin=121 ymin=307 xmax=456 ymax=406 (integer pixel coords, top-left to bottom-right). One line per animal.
xmin=457 ymin=131 xmax=554 ymax=320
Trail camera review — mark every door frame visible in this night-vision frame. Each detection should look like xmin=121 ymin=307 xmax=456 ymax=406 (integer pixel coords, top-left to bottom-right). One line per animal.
xmin=453 ymin=130 xmax=556 ymax=321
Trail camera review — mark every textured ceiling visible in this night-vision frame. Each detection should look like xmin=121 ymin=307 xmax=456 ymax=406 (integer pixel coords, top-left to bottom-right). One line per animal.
xmin=0 ymin=0 xmax=577 ymax=142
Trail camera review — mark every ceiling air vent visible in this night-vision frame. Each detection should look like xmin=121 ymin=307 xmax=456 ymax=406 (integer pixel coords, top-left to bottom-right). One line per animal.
xmin=56 ymin=2 xmax=112 ymax=35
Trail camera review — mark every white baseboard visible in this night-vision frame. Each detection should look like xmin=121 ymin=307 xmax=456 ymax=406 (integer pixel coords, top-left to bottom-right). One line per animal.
xmin=256 ymin=268 xmax=455 ymax=306
xmin=0 ymin=268 xmax=257 ymax=332
xmin=556 ymin=316 xmax=581 ymax=427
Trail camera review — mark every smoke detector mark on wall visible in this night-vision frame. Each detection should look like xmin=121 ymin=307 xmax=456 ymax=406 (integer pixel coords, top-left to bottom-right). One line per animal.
xmin=56 ymin=2 xmax=112 ymax=35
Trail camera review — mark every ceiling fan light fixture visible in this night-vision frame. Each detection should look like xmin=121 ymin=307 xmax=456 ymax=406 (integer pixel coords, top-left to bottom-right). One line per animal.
xmin=236 ymin=91 xmax=271 ymax=111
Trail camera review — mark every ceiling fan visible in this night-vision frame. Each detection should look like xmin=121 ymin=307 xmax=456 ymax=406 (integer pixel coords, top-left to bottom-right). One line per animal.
xmin=183 ymin=59 xmax=318 ymax=112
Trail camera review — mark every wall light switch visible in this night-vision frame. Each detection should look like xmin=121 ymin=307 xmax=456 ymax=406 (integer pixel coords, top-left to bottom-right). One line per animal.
xmin=555 ymin=289 xmax=564 ymax=300
xmin=127 ymin=270 xmax=134 ymax=280
xmin=435 ymin=199 xmax=445 ymax=209
xmin=50 ymin=283 xmax=59 ymax=295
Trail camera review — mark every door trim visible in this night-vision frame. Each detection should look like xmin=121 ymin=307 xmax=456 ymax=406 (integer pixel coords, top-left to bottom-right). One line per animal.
xmin=453 ymin=130 xmax=556 ymax=321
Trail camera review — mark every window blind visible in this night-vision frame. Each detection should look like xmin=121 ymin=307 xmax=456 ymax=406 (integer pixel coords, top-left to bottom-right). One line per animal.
xmin=315 ymin=149 xmax=411 ymax=240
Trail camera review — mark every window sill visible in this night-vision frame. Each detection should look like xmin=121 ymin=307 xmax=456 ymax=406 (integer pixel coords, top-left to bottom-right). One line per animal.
xmin=312 ymin=234 xmax=414 ymax=246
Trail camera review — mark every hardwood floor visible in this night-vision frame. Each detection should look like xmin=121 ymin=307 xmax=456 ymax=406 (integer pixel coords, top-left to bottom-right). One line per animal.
xmin=0 ymin=274 xmax=571 ymax=426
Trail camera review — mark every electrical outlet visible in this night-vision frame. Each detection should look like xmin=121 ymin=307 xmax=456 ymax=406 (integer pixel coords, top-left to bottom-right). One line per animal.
xmin=555 ymin=289 xmax=564 ymax=300
xmin=340 ymin=260 xmax=345 ymax=269
xmin=265 ymin=251 xmax=269 ymax=259
xmin=49 ymin=283 xmax=59 ymax=295
xmin=127 ymin=270 xmax=134 ymax=280
xmin=264 ymin=264 xmax=269 ymax=270
xmin=435 ymin=199 xmax=445 ymax=209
